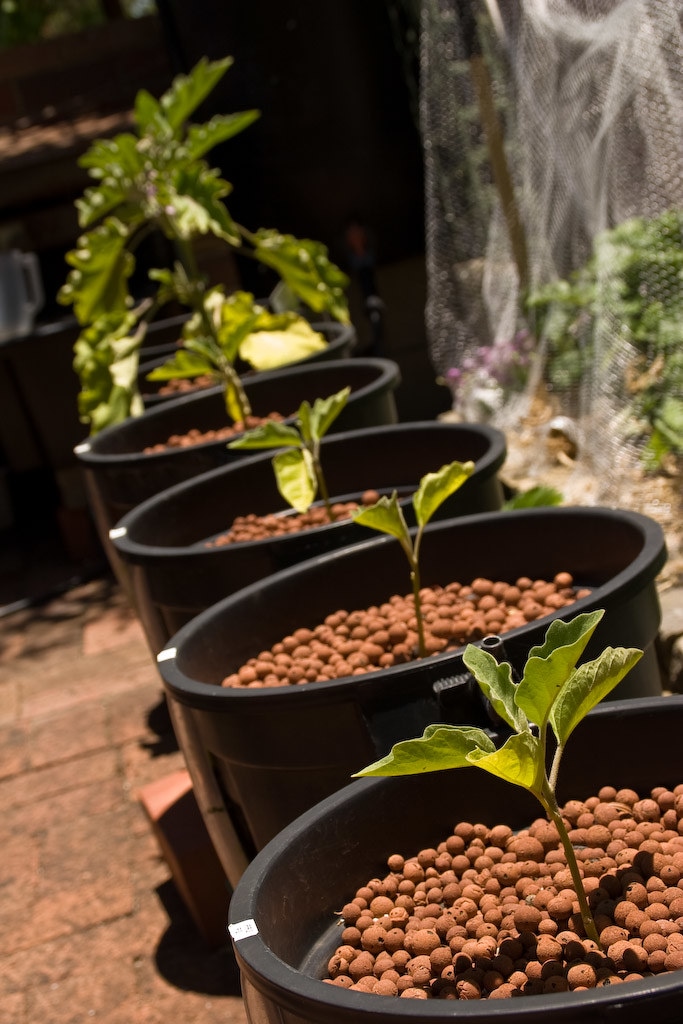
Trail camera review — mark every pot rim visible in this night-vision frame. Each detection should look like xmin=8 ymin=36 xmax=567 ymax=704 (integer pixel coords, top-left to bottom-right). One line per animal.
xmin=157 ymin=505 xmax=666 ymax=708
xmin=73 ymin=356 xmax=400 ymax=466
xmin=110 ymin=420 xmax=507 ymax=560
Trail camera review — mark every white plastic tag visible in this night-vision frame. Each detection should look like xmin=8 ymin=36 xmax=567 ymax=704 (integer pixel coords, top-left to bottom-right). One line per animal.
xmin=229 ymin=919 xmax=259 ymax=940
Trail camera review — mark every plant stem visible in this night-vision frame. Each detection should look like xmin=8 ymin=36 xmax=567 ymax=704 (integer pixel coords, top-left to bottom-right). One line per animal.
xmin=541 ymin=788 xmax=601 ymax=947
xmin=173 ymin=235 xmax=252 ymax=422
xmin=312 ymin=449 xmax=333 ymax=519
xmin=410 ymin=557 xmax=427 ymax=659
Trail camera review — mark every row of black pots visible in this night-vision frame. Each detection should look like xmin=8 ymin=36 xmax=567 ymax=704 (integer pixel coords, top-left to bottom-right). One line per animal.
xmin=75 ymin=356 xmax=401 ymax=592
xmin=81 ymin=309 xmax=676 ymax=1024
xmin=228 ymin=693 xmax=683 ymax=1024
xmin=156 ymin=506 xmax=666 ymax=876
xmin=138 ymin=320 xmax=357 ymax=406
xmin=111 ymin=420 xmax=507 ymax=656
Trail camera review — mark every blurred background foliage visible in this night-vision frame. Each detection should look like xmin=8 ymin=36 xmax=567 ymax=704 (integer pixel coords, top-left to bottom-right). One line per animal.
xmin=0 ymin=0 xmax=157 ymax=49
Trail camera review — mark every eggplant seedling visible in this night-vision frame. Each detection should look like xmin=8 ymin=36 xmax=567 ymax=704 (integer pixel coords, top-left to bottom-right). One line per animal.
xmin=355 ymin=608 xmax=643 ymax=946
xmin=352 ymin=462 xmax=475 ymax=658
xmin=228 ymin=387 xmax=350 ymax=518
xmin=144 ymin=289 xmax=327 ymax=424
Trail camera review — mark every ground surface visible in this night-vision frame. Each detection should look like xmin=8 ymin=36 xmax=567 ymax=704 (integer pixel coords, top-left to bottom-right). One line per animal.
xmin=0 ymin=576 xmax=247 ymax=1024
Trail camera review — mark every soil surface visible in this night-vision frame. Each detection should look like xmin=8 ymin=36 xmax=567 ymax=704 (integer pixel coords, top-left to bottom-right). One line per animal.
xmin=325 ymin=784 xmax=683 ymax=1000
xmin=221 ymin=573 xmax=588 ymax=688
xmin=142 ymin=412 xmax=287 ymax=454
xmin=207 ymin=491 xmax=382 ymax=546
xmin=144 ymin=374 xmax=215 ymax=398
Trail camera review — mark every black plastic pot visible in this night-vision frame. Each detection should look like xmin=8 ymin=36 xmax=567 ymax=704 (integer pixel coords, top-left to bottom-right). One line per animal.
xmin=228 ymin=694 xmax=683 ymax=1024
xmin=138 ymin=312 xmax=190 ymax=359
xmin=75 ymin=357 xmax=400 ymax=588
xmin=112 ymin=421 xmax=506 ymax=655
xmin=157 ymin=507 xmax=666 ymax=874
xmin=138 ymin=321 xmax=357 ymax=406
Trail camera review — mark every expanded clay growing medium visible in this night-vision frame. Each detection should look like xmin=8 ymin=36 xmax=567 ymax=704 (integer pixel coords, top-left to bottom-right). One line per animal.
xmin=221 ymin=572 xmax=588 ymax=688
xmin=324 ymin=784 xmax=683 ymax=1000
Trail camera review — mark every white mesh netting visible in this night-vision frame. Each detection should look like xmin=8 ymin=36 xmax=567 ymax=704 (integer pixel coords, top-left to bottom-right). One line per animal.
xmin=421 ymin=0 xmax=682 ymax=568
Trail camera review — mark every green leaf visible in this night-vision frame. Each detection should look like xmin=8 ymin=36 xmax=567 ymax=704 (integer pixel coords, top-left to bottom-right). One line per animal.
xmin=466 ymin=731 xmax=544 ymax=794
xmin=133 ymin=89 xmax=161 ymax=133
xmin=549 ymin=647 xmax=644 ymax=744
xmin=167 ymin=166 xmax=239 ymax=244
xmin=61 ymin=219 xmax=137 ymax=324
xmin=185 ymin=110 xmax=260 ymax=162
xmin=354 ymin=725 xmax=495 ymax=777
xmin=515 ymin=611 xmax=605 ymax=728
xmin=228 ymin=421 xmax=302 ymax=450
xmin=146 ymin=349 xmax=215 ymax=381
xmin=72 ymin=311 xmax=144 ymax=433
xmin=463 ymin=644 xmax=528 ymax=733
xmin=160 ymin=56 xmax=234 ymax=134
xmin=238 ymin=321 xmax=327 ymax=371
xmin=273 ymin=448 xmax=316 ymax=513
xmin=253 ymin=230 xmax=350 ymax=323
xmin=413 ymin=461 xmax=475 ymax=528
xmin=352 ymin=493 xmax=410 ymax=546
xmin=78 ymin=133 xmax=143 ymax=182
xmin=307 ymin=387 xmax=351 ymax=440
xmin=76 ymin=182 xmax=129 ymax=229
xmin=504 ymin=486 xmax=564 ymax=510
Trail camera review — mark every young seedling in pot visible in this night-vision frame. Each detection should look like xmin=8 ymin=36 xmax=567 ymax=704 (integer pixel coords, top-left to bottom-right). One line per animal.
xmin=352 ymin=461 xmax=475 ymax=659
xmin=227 ymin=387 xmax=351 ymax=519
xmin=355 ymin=608 xmax=643 ymax=946
xmin=144 ymin=289 xmax=327 ymax=424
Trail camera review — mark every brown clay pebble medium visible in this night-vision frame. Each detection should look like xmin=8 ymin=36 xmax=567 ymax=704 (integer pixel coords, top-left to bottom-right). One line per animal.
xmin=323 ymin=784 xmax=683 ymax=1000
xmin=149 ymin=374 xmax=215 ymax=397
xmin=208 ymin=490 xmax=382 ymax=546
xmin=221 ymin=573 xmax=591 ymax=688
xmin=143 ymin=411 xmax=287 ymax=454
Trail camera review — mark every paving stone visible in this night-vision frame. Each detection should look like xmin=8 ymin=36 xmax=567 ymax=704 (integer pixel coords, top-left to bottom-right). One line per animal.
xmin=0 ymin=749 xmax=119 ymax=810
xmin=28 ymin=702 xmax=110 ymax=769
xmin=0 ymin=678 xmax=20 ymax=725
xmin=81 ymin=603 xmax=147 ymax=656
xmin=0 ymin=721 xmax=28 ymax=779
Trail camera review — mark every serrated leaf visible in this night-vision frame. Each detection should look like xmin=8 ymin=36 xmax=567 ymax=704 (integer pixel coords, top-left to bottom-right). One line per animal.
xmin=239 ymin=321 xmax=327 ymax=371
xmin=168 ymin=166 xmax=239 ymax=244
xmin=160 ymin=56 xmax=233 ymax=133
xmin=549 ymin=647 xmax=643 ymax=744
xmin=352 ymin=493 xmax=410 ymax=547
xmin=62 ymin=219 xmax=137 ymax=324
xmin=466 ymin=731 xmax=543 ymax=794
xmin=228 ymin=421 xmax=302 ymax=450
xmin=354 ymin=725 xmax=495 ymax=777
xmin=76 ymin=182 xmax=129 ymax=228
xmin=273 ymin=448 xmax=316 ymax=513
xmin=463 ymin=644 xmax=528 ymax=732
xmin=413 ymin=461 xmax=475 ymax=528
xmin=515 ymin=610 xmax=605 ymax=727
xmin=146 ymin=349 xmax=215 ymax=381
xmin=78 ymin=133 xmax=143 ymax=181
xmin=253 ymin=230 xmax=350 ymax=323
xmin=185 ymin=110 xmax=260 ymax=162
